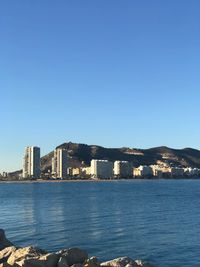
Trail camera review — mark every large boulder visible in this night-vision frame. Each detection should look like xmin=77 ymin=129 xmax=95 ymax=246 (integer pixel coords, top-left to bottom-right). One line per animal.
xmin=0 ymin=246 xmax=17 ymax=264
xmin=58 ymin=256 xmax=69 ymax=267
xmin=0 ymin=230 xmax=13 ymax=250
xmin=0 ymin=263 xmax=12 ymax=267
xmin=71 ymin=264 xmax=83 ymax=267
xmin=57 ymin=248 xmax=88 ymax=266
xmin=134 ymin=260 xmax=155 ymax=267
xmin=101 ymin=257 xmax=137 ymax=267
xmin=7 ymin=246 xmax=59 ymax=267
xmin=15 ymin=253 xmax=59 ymax=267
xmin=84 ymin=257 xmax=100 ymax=267
xmin=7 ymin=246 xmax=46 ymax=265
xmin=101 ymin=258 xmax=155 ymax=267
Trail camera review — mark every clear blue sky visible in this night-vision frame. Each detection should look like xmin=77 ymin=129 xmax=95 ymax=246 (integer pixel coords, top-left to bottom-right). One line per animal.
xmin=1 ymin=0 xmax=200 ymax=172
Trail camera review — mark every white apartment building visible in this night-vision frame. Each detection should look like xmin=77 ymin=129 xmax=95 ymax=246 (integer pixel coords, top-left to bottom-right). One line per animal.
xmin=114 ymin=161 xmax=132 ymax=178
xmin=52 ymin=148 xmax=68 ymax=179
xmin=91 ymin=159 xmax=113 ymax=179
xmin=23 ymin=146 xmax=41 ymax=179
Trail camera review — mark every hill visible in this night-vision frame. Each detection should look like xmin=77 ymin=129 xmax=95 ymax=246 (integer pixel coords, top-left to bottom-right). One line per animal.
xmin=39 ymin=142 xmax=200 ymax=173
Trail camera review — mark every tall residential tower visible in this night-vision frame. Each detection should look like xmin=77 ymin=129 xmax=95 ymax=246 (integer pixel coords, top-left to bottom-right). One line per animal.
xmin=52 ymin=148 xmax=68 ymax=179
xmin=22 ymin=146 xmax=41 ymax=179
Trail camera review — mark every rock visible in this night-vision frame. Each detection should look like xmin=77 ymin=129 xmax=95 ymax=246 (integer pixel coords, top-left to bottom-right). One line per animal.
xmin=71 ymin=264 xmax=83 ymax=267
xmin=101 ymin=258 xmax=155 ymax=267
xmin=7 ymin=246 xmax=46 ymax=265
xmin=7 ymin=246 xmax=59 ymax=267
xmin=134 ymin=260 xmax=155 ymax=267
xmin=101 ymin=257 xmax=137 ymax=267
xmin=58 ymin=256 xmax=69 ymax=267
xmin=0 ymin=230 xmax=13 ymax=250
xmin=0 ymin=246 xmax=17 ymax=264
xmin=124 ymin=264 xmax=139 ymax=267
xmin=84 ymin=257 xmax=100 ymax=267
xmin=57 ymin=248 xmax=88 ymax=266
xmin=83 ymin=257 xmax=99 ymax=267
xmin=0 ymin=263 xmax=13 ymax=267
xmin=16 ymin=253 xmax=59 ymax=267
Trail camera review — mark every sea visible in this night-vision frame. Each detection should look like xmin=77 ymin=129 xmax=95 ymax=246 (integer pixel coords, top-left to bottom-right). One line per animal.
xmin=1 ymin=179 xmax=200 ymax=267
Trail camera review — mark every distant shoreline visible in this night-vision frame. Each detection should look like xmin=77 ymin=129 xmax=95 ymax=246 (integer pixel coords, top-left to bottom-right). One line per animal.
xmin=0 ymin=177 xmax=200 ymax=183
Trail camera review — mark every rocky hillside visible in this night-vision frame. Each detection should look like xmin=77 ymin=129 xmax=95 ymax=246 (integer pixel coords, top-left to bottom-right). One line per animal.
xmin=40 ymin=142 xmax=200 ymax=173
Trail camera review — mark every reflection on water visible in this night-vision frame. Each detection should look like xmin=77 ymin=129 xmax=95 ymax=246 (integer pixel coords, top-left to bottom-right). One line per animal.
xmin=1 ymin=180 xmax=200 ymax=267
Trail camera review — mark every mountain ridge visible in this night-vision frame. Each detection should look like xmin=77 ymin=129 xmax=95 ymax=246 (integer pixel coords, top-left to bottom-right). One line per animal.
xmin=40 ymin=142 xmax=200 ymax=173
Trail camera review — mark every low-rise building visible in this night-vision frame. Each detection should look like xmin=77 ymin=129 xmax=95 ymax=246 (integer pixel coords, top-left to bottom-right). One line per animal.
xmin=133 ymin=165 xmax=153 ymax=178
xmin=151 ymin=165 xmax=163 ymax=178
xmin=170 ymin=167 xmax=184 ymax=177
xmin=81 ymin=167 xmax=91 ymax=176
xmin=72 ymin=168 xmax=80 ymax=176
xmin=2 ymin=172 xmax=8 ymax=178
xmin=184 ymin=167 xmax=200 ymax=177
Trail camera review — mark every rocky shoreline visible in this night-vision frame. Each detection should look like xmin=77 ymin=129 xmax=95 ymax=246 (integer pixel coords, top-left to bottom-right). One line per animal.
xmin=0 ymin=229 xmax=155 ymax=267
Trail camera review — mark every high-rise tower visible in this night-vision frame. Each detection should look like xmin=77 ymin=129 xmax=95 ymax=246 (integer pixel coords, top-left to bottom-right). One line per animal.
xmin=52 ymin=148 xmax=68 ymax=179
xmin=22 ymin=146 xmax=41 ymax=179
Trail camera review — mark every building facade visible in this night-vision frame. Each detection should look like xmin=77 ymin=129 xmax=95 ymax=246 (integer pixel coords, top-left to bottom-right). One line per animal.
xmin=23 ymin=146 xmax=41 ymax=179
xmin=91 ymin=159 xmax=113 ymax=179
xmin=133 ymin=165 xmax=153 ymax=178
xmin=52 ymin=148 xmax=68 ymax=179
xmin=113 ymin=161 xmax=132 ymax=178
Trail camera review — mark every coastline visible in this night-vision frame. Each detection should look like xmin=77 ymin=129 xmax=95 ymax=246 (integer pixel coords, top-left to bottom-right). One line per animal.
xmin=0 ymin=177 xmax=200 ymax=183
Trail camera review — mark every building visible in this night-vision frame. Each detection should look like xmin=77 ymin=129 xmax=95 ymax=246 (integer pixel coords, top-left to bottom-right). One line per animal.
xmin=151 ymin=165 xmax=163 ymax=178
xmin=23 ymin=146 xmax=41 ymax=179
xmin=133 ymin=165 xmax=153 ymax=178
xmin=184 ymin=167 xmax=200 ymax=177
xmin=90 ymin=159 xmax=113 ymax=179
xmin=170 ymin=167 xmax=184 ymax=177
xmin=67 ymin=167 xmax=80 ymax=177
xmin=52 ymin=148 xmax=68 ymax=179
xmin=113 ymin=161 xmax=132 ymax=178
xmin=81 ymin=167 xmax=91 ymax=176
xmin=2 ymin=172 xmax=8 ymax=178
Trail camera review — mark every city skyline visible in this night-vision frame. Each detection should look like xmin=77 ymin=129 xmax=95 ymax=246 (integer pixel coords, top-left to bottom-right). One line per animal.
xmin=1 ymin=1 xmax=200 ymax=172
xmin=2 ymin=143 xmax=200 ymax=179
xmin=2 ymin=141 xmax=200 ymax=175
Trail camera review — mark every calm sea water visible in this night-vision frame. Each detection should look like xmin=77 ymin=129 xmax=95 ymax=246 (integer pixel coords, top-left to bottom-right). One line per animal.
xmin=1 ymin=180 xmax=200 ymax=267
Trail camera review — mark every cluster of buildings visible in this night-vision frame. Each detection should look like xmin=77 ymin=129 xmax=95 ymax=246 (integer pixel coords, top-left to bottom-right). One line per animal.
xmin=16 ymin=146 xmax=200 ymax=180
xmin=22 ymin=146 xmax=68 ymax=179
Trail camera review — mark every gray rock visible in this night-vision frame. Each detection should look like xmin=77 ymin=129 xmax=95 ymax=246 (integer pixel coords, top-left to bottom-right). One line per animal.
xmin=101 ymin=258 xmax=155 ymax=267
xmin=134 ymin=260 xmax=156 ymax=267
xmin=71 ymin=264 xmax=83 ymax=267
xmin=125 ymin=263 xmax=139 ymax=267
xmin=57 ymin=248 xmax=88 ymax=266
xmin=58 ymin=256 xmax=69 ymax=267
xmin=0 ymin=230 xmax=13 ymax=250
xmin=101 ymin=257 xmax=136 ymax=267
xmin=0 ymin=263 xmax=13 ymax=267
